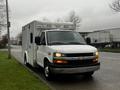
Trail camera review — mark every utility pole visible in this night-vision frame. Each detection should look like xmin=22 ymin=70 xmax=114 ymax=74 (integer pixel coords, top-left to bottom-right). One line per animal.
xmin=6 ymin=0 xmax=11 ymax=59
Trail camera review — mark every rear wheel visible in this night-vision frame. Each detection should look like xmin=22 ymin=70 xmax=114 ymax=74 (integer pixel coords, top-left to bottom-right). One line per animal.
xmin=24 ymin=54 xmax=28 ymax=66
xmin=44 ymin=61 xmax=53 ymax=80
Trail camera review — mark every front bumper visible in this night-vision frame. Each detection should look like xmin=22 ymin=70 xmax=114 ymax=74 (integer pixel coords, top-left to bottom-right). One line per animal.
xmin=50 ymin=63 xmax=100 ymax=74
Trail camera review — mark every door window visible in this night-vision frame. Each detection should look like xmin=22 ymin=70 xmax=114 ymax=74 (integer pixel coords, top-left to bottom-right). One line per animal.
xmin=30 ymin=33 xmax=33 ymax=43
xmin=40 ymin=32 xmax=46 ymax=45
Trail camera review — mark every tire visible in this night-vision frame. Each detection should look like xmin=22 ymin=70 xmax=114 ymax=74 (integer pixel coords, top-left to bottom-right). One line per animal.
xmin=44 ymin=61 xmax=53 ymax=80
xmin=83 ymin=71 xmax=94 ymax=77
xmin=24 ymin=54 xmax=28 ymax=66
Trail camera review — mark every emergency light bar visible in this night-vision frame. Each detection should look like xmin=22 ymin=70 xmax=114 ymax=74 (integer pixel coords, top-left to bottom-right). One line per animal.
xmin=36 ymin=22 xmax=75 ymax=30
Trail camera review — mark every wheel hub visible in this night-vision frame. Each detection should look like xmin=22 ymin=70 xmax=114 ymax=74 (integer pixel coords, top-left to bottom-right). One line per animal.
xmin=45 ymin=66 xmax=49 ymax=77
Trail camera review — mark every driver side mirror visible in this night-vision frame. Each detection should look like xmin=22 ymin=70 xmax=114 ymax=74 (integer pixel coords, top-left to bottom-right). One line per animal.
xmin=35 ymin=36 xmax=41 ymax=45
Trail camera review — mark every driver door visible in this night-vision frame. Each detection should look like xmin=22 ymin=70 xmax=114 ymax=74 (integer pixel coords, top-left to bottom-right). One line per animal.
xmin=37 ymin=32 xmax=46 ymax=67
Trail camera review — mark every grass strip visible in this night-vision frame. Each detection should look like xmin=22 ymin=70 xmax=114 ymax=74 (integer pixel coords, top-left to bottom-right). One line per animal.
xmin=99 ymin=48 xmax=120 ymax=53
xmin=0 ymin=51 xmax=51 ymax=90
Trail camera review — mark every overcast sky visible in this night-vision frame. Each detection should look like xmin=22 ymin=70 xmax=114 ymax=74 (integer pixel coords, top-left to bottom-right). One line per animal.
xmin=8 ymin=0 xmax=120 ymax=37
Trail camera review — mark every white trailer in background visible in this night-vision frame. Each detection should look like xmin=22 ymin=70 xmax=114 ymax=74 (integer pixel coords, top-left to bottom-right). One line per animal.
xmin=109 ymin=28 xmax=120 ymax=42
xmin=86 ymin=28 xmax=120 ymax=48
xmin=86 ymin=30 xmax=111 ymax=47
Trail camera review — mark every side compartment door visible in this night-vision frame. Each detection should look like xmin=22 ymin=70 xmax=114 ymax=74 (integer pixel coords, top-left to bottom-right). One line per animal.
xmin=37 ymin=32 xmax=46 ymax=67
xmin=28 ymin=32 xmax=34 ymax=66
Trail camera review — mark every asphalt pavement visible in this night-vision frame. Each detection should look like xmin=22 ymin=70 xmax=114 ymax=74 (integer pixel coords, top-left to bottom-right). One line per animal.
xmin=11 ymin=46 xmax=120 ymax=90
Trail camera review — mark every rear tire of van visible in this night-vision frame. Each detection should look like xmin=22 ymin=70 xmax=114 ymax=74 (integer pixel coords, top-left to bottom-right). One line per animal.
xmin=44 ymin=61 xmax=53 ymax=80
xmin=24 ymin=54 xmax=28 ymax=66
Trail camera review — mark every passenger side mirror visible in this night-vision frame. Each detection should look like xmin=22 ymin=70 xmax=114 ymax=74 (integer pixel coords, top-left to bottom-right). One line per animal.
xmin=86 ymin=37 xmax=91 ymax=45
xmin=35 ymin=36 xmax=41 ymax=45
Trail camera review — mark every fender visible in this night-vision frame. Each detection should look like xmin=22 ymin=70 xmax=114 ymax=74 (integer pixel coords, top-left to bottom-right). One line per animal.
xmin=43 ymin=56 xmax=52 ymax=67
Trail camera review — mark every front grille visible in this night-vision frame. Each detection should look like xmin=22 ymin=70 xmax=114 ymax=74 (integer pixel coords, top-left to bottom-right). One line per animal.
xmin=68 ymin=59 xmax=93 ymax=66
xmin=53 ymin=59 xmax=95 ymax=68
xmin=65 ymin=53 xmax=94 ymax=57
xmin=53 ymin=53 xmax=96 ymax=67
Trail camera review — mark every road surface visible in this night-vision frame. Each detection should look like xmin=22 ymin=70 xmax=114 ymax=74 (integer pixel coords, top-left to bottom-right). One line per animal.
xmin=11 ymin=46 xmax=120 ymax=90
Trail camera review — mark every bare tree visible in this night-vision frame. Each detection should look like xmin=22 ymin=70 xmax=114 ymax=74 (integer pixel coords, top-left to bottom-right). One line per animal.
xmin=0 ymin=34 xmax=8 ymax=48
xmin=0 ymin=0 xmax=6 ymax=37
xmin=110 ymin=0 xmax=120 ymax=12
xmin=65 ymin=11 xmax=82 ymax=30
xmin=55 ymin=18 xmax=64 ymax=23
xmin=0 ymin=0 xmax=6 ymax=26
xmin=42 ymin=17 xmax=50 ymax=22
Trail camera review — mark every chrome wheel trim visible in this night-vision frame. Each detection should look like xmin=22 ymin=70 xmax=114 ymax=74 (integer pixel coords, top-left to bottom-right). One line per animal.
xmin=45 ymin=66 xmax=49 ymax=77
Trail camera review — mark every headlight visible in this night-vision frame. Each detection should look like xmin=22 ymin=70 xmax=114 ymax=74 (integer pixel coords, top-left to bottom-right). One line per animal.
xmin=55 ymin=52 xmax=62 ymax=57
xmin=53 ymin=52 xmax=67 ymax=64
xmin=54 ymin=52 xmax=65 ymax=57
xmin=95 ymin=51 xmax=99 ymax=59
xmin=93 ymin=51 xmax=99 ymax=63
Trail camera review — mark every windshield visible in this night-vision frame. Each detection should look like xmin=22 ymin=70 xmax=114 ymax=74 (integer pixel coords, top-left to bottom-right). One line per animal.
xmin=47 ymin=31 xmax=86 ymax=45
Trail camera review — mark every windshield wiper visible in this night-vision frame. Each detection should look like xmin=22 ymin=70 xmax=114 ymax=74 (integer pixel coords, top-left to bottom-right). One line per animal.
xmin=49 ymin=41 xmax=67 ymax=45
xmin=67 ymin=42 xmax=86 ymax=45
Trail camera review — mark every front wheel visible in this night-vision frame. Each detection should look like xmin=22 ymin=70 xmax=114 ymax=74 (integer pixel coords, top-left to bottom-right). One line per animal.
xmin=44 ymin=61 xmax=53 ymax=80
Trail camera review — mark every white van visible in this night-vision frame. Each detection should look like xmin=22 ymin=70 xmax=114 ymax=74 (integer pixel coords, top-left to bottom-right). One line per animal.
xmin=22 ymin=20 xmax=100 ymax=80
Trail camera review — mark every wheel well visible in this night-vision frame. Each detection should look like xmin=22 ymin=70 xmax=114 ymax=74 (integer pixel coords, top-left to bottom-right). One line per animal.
xmin=44 ymin=58 xmax=49 ymax=66
xmin=24 ymin=52 xmax=28 ymax=62
xmin=24 ymin=53 xmax=26 ymax=60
